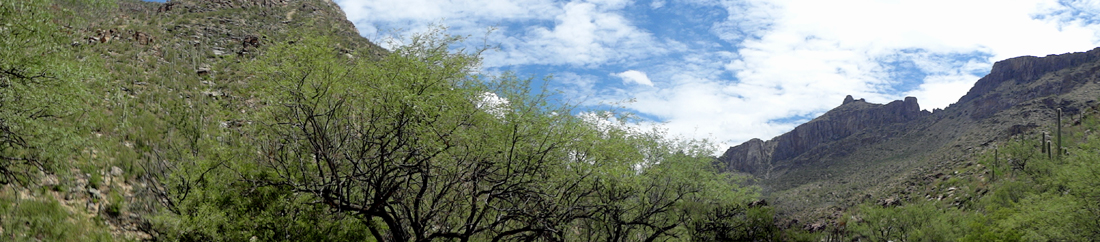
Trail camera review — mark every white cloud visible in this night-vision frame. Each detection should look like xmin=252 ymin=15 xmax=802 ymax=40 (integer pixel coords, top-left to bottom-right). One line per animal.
xmin=614 ymin=70 xmax=654 ymax=86
xmin=476 ymin=92 xmax=510 ymax=118
xmin=334 ymin=0 xmax=561 ymax=40
xmin=612 ymin=0 xmax=1100 ymax=147
xmin=904 ymin=74 xmax=980 ymax=111
xmin=484 ymin=1 xmax=667 ymax=67
xmin=334 ymin=0 xmax=1100 ymax=150
xmin=1035 ymin=0 xmax=1100 ymax=29
xmin=338 ymin=0 xmax=667 ymax=68
xmin=650 ymin=0 xmax=666 ymax=9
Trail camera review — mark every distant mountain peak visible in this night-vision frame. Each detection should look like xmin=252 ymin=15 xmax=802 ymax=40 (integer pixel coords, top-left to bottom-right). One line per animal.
xmin=841 ymin=95 xmax=865 ymax=105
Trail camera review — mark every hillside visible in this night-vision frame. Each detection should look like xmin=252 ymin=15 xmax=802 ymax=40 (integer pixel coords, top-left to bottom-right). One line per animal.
xmin=720 ymin=47 xmax=1100 ymax=230
xmin=0 ymin=0 xmax=389 ymax=239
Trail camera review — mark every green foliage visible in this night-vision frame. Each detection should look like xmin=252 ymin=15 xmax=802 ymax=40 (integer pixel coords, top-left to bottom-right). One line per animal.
xmin=844 ymin=112 xmax=1100 ymax=241
xmin=0 ymin=0 xmax=94 ymax=185
xmin=690 ymin=205 xmax=777 ymax=241
xmin=142 ymin=29 xmax=763 ymax=241
xmin=0 ymin=188 xmax=115 ymax=241
xmin=0 ymin=1 xmax=760 ymax=240
xmin=847 ymin=203 xmax=967 ymax=241
xmin=106 ymin=187 xmax=125 ymax=217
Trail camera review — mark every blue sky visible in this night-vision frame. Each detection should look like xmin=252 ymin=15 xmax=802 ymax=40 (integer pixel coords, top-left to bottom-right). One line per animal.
xmin=327 ymin=0 xmax=1100 ymax=148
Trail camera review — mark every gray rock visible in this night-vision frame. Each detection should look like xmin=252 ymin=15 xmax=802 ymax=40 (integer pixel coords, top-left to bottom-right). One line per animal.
xmin=110 ymin=166 xmax=124 ymax=177
xmin=197 ymin=64 xmax=212 ymax=75
xmin=87 ymin=201 xmax=99 ymax=214
xmin=41 ymin=175 xmax=59 ymax=187
xmin=88 ymin=187 xmax=102 ymax=199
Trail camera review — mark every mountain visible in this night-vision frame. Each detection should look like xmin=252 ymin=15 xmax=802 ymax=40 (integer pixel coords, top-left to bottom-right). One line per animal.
xmin=718 ymin=47 xmax=1100 ymax=226
xmin=140 ymin=0 xmax=384 ymax=57
xmin=719 ymin=96 xmax=928 ymax=178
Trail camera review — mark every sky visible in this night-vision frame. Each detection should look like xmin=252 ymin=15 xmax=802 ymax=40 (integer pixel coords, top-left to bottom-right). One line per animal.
xmin=333 ymin=0 xmax=1100 ymax=148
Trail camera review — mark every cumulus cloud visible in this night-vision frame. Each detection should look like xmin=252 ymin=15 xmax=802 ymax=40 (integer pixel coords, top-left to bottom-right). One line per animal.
xmin=484 ymin=1 xmax=667 ymax=67
xmin=1035 ymin=0 xmax=1100 ymax=27
xmin=337 ymin=0 xmax=667 ymax=68
xmin=334 ymin=0 xmax=560 ymax=40
xmin=614 ymin=70 xmax=654 ymax=86
xmin=904 ymin=74 xmax=980 ymax=111
xmin=610 ymin=0 xmax=1100 ymax=147
xmin=334 ymin=0 xmax=1100 ymax=150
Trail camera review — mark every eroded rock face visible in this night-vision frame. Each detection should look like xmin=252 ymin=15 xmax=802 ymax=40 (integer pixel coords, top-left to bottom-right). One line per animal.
xmin=961 ymin=47 xmax=1100 ymax=119
xmin=720 ymin=48 xmax=1100 ymax=179
xmin=961 ymin=48 xmax=1100 ymax=104
xmin=718 ymin=96 xmax=929 ymax=176
xmin=719 ymin=47 xmax=1100 ymax=224
xmin=719 ymin=138 xmax=772 ymax=175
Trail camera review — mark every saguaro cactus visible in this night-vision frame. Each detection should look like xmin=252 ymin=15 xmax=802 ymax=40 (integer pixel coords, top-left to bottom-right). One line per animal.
xmin=1041 ymin=131 xmax=1049 ymax=154
xmin=1046 ymin=139 xmax=1053 ymax=160
xmin=1057 ymin=108 xmax=1063 ymax=160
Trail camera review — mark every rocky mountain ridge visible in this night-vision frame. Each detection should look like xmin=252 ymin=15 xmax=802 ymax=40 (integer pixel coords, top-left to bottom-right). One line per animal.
xmin=719 ymin=95 xmax=929 ymax=178
xmin=150 ymin=0 xmax=383 ymax=59
xmin=718 ymin=47 xmax=1100 ymax=223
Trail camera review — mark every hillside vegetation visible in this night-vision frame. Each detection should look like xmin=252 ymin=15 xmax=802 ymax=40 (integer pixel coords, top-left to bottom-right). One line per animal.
xmin=0 ymin=0 xmax=777 ymax=241
xmin=9 ymin=0 xmax=1100 ymax=241
xmin=833 ymin=105 xmax=1100 ymax=241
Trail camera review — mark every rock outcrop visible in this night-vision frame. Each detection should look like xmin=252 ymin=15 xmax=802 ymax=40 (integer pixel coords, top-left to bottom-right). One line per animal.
xmin=719 ymin=96 xmax=929 ymax=176
xmin=961 ymin=48 xmax=1100 ymax=119
xmin=156 ymin=0 xmax=384 ymax=59
xmin=719 ymin=47 xmax=1100 ymax=225
xmin=721 ymin=48 xmax=1100 ymax=177
xmin=959 ymin=47 xmax=1100 ymax=104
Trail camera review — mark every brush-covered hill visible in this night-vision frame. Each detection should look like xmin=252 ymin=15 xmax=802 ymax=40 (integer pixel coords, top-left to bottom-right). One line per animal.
xmin=0 ymin=0 xmax=387 ymax=239
xmin=719 ymin=47 xmax=1100 ymax=236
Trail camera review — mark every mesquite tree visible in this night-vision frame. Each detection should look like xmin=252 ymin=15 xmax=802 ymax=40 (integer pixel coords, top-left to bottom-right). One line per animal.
xmin=246 ymin=32 xmax=758 ymax=242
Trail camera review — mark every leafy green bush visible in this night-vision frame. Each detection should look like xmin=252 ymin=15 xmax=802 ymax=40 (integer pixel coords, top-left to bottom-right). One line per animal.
xmin=0 ymin=189 xmax=114 ymax=241
xmin=846 ymin=112 xmax=1100 ymax=241
xmin=0 ymin=0 xmax=95 ymax=186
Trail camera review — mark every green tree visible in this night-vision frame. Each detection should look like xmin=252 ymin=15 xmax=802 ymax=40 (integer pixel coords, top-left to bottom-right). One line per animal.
xmin=0 ymin=0 xmax=94 ymax=185
xmin=575 ymin=133 xmax=759 ymax=242
xmin=143 ymin=26 xmax=759 ymax=241
xmin=246 ymin=31 xmax=759 ymax=241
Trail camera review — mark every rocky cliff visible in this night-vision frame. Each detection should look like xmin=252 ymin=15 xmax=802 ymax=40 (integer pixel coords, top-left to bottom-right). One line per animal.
xmin=963 ymin=47 xmax=1100 ymax=119
xmin=720 ymin=48 xmax=1100 ymax=178
xmin=151 ymin=0 xmax=384 ymax=59
xmin=959 ymin=47 xmax=1100 ymax=105
xmin=719 ymin=47 xmax=1100 ymax=225
xmin=719 ymin=95 xmax=929 ymax=176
